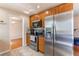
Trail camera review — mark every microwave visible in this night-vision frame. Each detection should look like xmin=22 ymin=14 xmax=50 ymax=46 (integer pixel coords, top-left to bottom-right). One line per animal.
xmin=32 ymin=20 xmax=42 ymax=28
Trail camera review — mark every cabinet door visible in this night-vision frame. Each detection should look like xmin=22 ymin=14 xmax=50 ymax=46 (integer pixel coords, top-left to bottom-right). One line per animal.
xmin=39 ymin=36 xmax=45 ymax=53
xmin=26 ymin=33 xmax=30 ymax=46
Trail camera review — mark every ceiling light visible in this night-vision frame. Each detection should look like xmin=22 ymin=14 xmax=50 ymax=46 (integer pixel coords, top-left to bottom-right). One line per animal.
xmin=24 ymin=11 xmax=30 ymax=14
xmin=10 ymin=17 xmax=18 ymax=20
xmin=45 ymin=11 xmax=49 ymax=14
xmin=11 ymin=21 xmax=16 ymax=24
xmin=37 ymin=5 xmax=40 ymax=9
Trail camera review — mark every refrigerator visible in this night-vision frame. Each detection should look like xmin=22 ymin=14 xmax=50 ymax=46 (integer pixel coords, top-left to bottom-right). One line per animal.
xmin=44 ymin=11 xmax=73 ymax=56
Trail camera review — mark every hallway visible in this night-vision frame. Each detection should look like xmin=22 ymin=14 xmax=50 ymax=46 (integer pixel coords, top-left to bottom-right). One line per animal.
xmin=0 ymin=46 xmax=43 ymax=56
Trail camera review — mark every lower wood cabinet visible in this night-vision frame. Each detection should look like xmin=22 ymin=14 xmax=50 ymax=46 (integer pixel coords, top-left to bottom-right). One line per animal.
xmin=26 ymin=33 xmax=30 ymax=46
xmin=38 ymin=36 xmax=45 ymax=53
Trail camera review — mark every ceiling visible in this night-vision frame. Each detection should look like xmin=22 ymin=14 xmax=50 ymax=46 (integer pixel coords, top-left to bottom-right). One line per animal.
xmin=0 ymin=3 xmax=61 ymax=16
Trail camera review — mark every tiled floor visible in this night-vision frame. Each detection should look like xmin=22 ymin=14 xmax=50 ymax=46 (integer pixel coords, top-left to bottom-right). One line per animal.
xmin=0 ymin=46 xmax=44 ymax=56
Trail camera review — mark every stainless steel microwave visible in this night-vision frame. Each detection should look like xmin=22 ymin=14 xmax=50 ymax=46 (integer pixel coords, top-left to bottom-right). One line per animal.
xmin=32 ymin=20 xmax=42 ymax=28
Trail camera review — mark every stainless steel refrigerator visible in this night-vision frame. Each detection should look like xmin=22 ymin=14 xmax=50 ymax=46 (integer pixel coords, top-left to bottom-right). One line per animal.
xmin=44 ymin=11 xmax=73 ymax=56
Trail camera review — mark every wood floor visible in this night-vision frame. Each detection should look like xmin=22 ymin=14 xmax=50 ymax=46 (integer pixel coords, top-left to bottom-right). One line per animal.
xmin=10 ymin=38 xmax=22 ymax=49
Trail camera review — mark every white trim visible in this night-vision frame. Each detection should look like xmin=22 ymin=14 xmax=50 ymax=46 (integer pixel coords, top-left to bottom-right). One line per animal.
xmin=22 ymin=18 xmax=26 ymax=47
xmin=71 ymin=10 xmax=74 ymax=56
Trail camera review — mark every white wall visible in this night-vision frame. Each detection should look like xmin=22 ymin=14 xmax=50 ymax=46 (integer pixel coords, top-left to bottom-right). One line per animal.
xmin=0 ymin=8 xmax=10 ymax=53
xmin=0 ymin=8 xmax=29 ymax=53
xmin=7 ymin=11 xmax=29 ymax=40
xmin=74 ymin=14 xmax=79 ymax=38
xmin=74 ymin=3 xmax=79 ymax=38
xmin=8 ymin=11 xmax=29 ymax=41
xmin=9 ymin=20 xmax=22 ymax=40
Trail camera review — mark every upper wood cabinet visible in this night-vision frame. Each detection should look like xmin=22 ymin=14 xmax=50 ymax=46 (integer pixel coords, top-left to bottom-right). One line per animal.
xmin=53 ymin=3 xmax=73 ymax=14
xmin=29 ymin=3 xmax=73 ymax=29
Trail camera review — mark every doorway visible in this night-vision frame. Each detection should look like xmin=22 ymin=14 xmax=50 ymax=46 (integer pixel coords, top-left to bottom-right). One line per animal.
xmin=10 ymin=19 xmax=23 ymax=49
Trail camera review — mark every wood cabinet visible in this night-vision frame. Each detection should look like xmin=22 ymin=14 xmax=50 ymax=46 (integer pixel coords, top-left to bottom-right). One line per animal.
xmin=38 ymin=36 xmax=45 ymax=53
xmin=10 ymin=38 xmax=22 ymax=49
xmin=26 ymin=33 xmax=30 ymax=46
xmin=29 ymin=3 xmax=73 ymax=29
